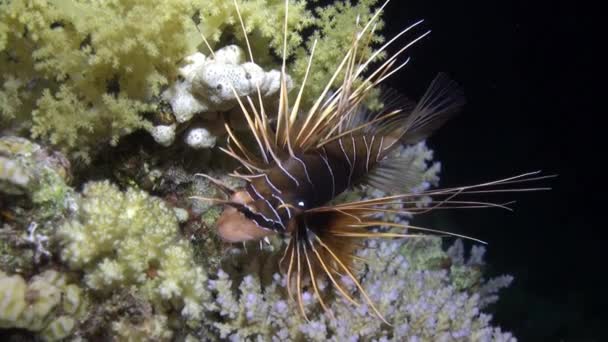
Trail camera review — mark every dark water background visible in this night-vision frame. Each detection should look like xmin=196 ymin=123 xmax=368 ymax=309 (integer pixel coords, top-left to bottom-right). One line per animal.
xmin=381 ymin=0 xmax=600 ymax=340
xmin=1 ymin=1 xmax=597 ymax=340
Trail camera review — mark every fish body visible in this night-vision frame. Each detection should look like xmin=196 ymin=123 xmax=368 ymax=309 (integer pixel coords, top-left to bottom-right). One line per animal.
xmin=202 ymin=0 xmax=548 ymax=322
xmin=242 ymin=134 xmax=397 ymax=230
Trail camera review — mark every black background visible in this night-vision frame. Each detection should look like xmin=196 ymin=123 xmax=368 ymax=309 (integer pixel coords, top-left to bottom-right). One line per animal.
xmin=380 ymin=0 xmax=600 ymax=340
xmin=1 ymin=1 xmax=599 ymax=340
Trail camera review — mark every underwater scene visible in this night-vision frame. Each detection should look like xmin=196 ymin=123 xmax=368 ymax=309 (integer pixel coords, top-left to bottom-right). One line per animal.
xmin=1 ymin=0 xmax=597 ymax=341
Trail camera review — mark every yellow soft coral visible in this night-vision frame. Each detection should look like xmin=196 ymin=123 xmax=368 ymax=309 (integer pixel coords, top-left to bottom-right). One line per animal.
xmin=291 ymin=0 xmax=385 ymax=106
xmin=31 ymin=85 xmax=151 ymax=161
xmin=0 ymin=0 xmax=385 ymax=160
xmin=196 ymin=0 xmax=313 ymax=65
xmin=0 ymin=0 xmax=200 ymax=160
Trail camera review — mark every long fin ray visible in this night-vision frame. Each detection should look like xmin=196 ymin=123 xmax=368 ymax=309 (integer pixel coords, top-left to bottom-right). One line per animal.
xmin=313 ymin=235 xmax=390 ymax=325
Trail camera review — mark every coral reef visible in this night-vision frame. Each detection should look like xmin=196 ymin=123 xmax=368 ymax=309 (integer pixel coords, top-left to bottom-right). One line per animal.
xmin=0 ymin=0 xmax=383 ymax=162
xmin=200 ymin=237 xmax=515 ymax=341
xmin=0 ymin=141 xmax=517 ymax=341
xmin=0 ymin=136 xmax=75 ymax=272
xmin=0 ymin=0 xmax=198 ymax=161
xmin=58 ymin=181 xmax=209 ymax=324
xmin=161 ymin=46 xmax=288 ymax=124
xmin=0 ymin=270 xmax=87 ymax=341
xmin=0 ymin=0 xmax=312 ymax=161
xmin=0 ymin=0 xmax=519 ymax=340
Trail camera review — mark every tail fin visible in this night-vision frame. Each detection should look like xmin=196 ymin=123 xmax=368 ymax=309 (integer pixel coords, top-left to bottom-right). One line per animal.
xmin=358 ymin=74 xmax=465 ymax=194
xmin=399 ymin=73 xmax=465 ymax=144
xmin=329 ymin=73 xmax=464 ymax=151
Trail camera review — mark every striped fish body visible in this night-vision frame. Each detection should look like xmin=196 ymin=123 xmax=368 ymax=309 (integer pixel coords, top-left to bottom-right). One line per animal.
xmin=245 ymin=134 xmax=398 ymax=233
xmin=207 ymin=0 xmax=548 ymax=323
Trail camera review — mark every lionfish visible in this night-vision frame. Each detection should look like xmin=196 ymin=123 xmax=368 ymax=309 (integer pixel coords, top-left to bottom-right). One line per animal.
xmin=196 ymin=0 xmax=548 ymax=323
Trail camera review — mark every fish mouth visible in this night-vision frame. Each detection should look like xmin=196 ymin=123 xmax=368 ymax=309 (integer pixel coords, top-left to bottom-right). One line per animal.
xmin=217 ymin=206 xmax=275 ymax=243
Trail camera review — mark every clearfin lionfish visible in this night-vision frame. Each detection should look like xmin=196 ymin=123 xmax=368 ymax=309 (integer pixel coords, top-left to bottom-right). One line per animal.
xmin=195 ymin=0 xmax=550 ymax=323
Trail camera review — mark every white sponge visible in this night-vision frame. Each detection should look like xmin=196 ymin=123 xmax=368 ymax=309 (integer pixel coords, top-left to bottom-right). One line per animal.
xmin=162 ymin=45 xmax=291 ymax=124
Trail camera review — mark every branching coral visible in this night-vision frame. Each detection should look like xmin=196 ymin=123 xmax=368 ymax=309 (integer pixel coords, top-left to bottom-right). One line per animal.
xmin=58 ymin=181 xmax=209 ymax=324
xmin=0 ymin=123 xmax=517 ymax=341
xmin=194 ymin=143 xmax=514 ymax=341
xmin=201 ymin=237 xmax=515 ymax=341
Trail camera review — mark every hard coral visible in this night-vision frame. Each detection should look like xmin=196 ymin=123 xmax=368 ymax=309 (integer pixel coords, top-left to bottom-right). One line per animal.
xmin=0 ymin=270 xmax=88 ymax=341
xmin=203 ymin=238 xmax=515 ymax=341
xmin=198 ymin=143 xmax=513 ymax=341
xmin=0 ymin=1 xmax=520 ymax=340
xmin=58 ymin=181 xmax=209 ymax=323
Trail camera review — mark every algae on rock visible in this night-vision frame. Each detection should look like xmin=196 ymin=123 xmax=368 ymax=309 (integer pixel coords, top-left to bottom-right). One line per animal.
xmin=0 ymin=136 xmax=75 ymax=272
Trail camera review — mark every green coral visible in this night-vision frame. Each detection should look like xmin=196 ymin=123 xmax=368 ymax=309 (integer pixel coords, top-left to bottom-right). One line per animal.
xmin=0 ymin=136 xmax=73 ymax=218
xmin=58 ymin=181 xmax=209 ymax=324
xmin=197 ymin=0 xmax=313 ymax=66
xmin=290 ymin=0 xmax=385 ymax=106
xmin=0 ymin=0 xmax=201 ymax=160
xmin=0 ymin=270 xmax=88 ymax=341
xmin=0 ymin=0 xmax=385 ymax=160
